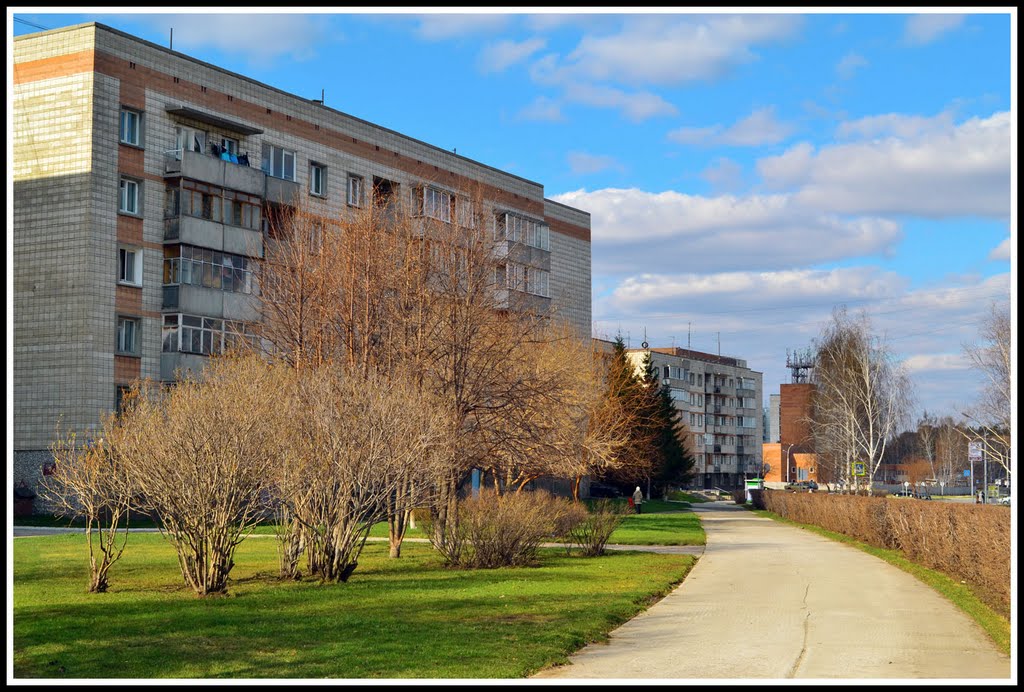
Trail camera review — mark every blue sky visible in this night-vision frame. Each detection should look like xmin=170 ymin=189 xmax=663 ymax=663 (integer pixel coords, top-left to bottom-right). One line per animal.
xmin=10 ymin=8 xmax=1015 ymax=425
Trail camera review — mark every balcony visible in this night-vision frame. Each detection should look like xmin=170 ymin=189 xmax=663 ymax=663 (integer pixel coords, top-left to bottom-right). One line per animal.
xmin=161 ymin=284 xmax=259 ymax=322
xmin=164 ymin=214 xmax=264 ymax=258
xmin=164 ymin=148 xmax=264 ymax=197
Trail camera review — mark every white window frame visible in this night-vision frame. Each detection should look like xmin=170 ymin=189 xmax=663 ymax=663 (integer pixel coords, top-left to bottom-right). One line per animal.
xmin=261 ymin=143 xmax=296 ymax=181
xmin=116 ymin=316 xmax=140 ymax=355
xmin=119 ymin=107 xmax=142 ymax=146
xmin=119 ymin=177 xmax=140 ymax=215
xmin=310 ymin=163 xmax=326 ymax=197
xmin=118 ymin=247 xmax=143 ymax=286
xmin=221 ymin=137 xmax=239 ymax=156
xmin=175 ymin=126 xmax=207 ymax=155
xmin=347 ymin=174 xmax=363 ymax=206
xmin=417 ymin=186 xmax=451 ymax=222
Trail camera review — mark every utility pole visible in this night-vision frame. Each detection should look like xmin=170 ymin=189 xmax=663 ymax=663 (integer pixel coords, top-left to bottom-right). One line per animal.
xmin=983 ymin=430 xmax=988 ymax=504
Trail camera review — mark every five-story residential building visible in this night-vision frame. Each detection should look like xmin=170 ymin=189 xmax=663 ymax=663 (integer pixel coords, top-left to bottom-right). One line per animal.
xmin=627 ymin=347 xmax=764 ymax=489
xmin=13 ymin=23 xmax=592 ymax=491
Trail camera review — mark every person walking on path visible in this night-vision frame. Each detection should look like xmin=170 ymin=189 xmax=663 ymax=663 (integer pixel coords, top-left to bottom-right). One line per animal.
xmin=633 ymin=486 xmax=643 ymax=514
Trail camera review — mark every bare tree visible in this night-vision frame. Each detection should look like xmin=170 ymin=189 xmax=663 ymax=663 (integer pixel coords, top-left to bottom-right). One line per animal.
xmin=960 ymin=303 xmax=1011 ymax=478
xmin=117 ymin=356 xmax=285 ymax=596
xmin=810 ymin=308 xmax=913 ymax=492
xmin=40 ymin=420 xmax=133 ymax=593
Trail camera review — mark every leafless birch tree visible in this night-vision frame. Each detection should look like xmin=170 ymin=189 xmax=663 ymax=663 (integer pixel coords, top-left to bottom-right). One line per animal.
xmin=960 ymin=303 xmax=1012 ymax=477
xmin=810 ymin=308 xmax=912 ymax=492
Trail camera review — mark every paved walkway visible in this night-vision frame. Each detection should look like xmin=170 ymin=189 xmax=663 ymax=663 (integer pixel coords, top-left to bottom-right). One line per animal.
xmin=533 ymin=501 xmax=1011 ymax=681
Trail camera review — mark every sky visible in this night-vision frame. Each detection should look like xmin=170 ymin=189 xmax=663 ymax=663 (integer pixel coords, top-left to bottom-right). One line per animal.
xmin=9 ymin=7 xmax=1016 ymax=427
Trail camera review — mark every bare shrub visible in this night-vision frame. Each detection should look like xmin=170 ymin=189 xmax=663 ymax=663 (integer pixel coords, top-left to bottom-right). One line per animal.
xmin=274 ymin=365 xmax=449 ymax=582
xmin=118 ymin=357 xmax=285 ymax=596
xmin=40 ymin=421 xmax=133 ymax=593
xmin=440 ymin=490 xmax=585 ymax=568
xmin=568 ymin=499 xmax=631 ymax=557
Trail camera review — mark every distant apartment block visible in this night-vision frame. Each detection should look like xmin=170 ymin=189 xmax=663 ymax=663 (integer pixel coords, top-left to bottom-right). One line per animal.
xmin=627 ymin=347 xmax=764 ymax=489
xmin=13 ymin=23 xmax=592 ymax=490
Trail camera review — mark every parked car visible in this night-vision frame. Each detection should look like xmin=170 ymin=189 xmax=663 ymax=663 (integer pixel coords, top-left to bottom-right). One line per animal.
xmin=997 ymin=496 xmax=1011 ymax=506
xmin=784 ymin=481 xmax=818 ymax=492
xmin=892 ymin=489 xmax=931 ymax=499
xmin=588 ymin=482 xmax=623 ymax=499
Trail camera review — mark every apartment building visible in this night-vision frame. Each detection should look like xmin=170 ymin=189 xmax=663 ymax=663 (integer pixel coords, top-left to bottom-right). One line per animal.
xmin=626 ymin=347 xmax=763 ymax=489
xmin=12 ymin=23 xmax=592 ymax=490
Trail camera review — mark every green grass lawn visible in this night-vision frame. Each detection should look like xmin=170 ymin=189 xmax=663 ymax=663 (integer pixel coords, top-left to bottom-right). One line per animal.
xmin=747 ymin=508 xmax=1010 ymax=656
xmin=14 ymin=529 xmax=697 ymax=679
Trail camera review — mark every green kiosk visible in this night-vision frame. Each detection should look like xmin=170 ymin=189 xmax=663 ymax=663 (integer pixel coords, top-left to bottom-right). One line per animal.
xmin=745 ymin=478 xmax=764 ymax=503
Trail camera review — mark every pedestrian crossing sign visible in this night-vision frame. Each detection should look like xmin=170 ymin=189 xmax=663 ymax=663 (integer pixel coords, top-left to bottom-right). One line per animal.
xmin=852 ymin=462 xmax=867 ymax=477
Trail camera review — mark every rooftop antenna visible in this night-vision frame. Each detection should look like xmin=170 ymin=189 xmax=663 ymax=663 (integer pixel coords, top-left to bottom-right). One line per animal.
xmin=688 ymin=322 xmax=691 ymax=350
xmin=717 ymin=332 xmax=721 ymax=356
xmin=641 ymin=327 xmax=649 ymax=350
xmin=312 ymin=88 xmax=324 ymax=105
xmin=169 ymin=27 xmax=173 ymax=50
xmin=786 ymin=347 xmax=816 ymax=384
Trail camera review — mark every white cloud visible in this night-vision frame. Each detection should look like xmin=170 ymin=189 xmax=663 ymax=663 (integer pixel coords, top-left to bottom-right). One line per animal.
xmin=414 ymin=13 xmax=510 ymax=40
xmin=836 ymin=52 xmax=868 ymax=80
xmin=607 ymin=268 xmax=906 ymax=312
xmin=700 ymin=158 xmax=744 ymax=193
xmin=757 ymin=111 xmax=1010 ymax=218
xmin=515 ymin=96 xmax=564 ymax=122
xmin=563 ymin=83 xmax=678 ymax=122
xmin=988 ymin=237 xmax=1011 ymax=261
xmin=903 ymin=353 xmax=970 ymax=373
xmin=665 ymin=126 xmax=719 ymax=146
xmin=756 ymin=141 xmax=814 ymax=185
xmin=137 ymin=14 xmax=328 ymax=65
xmin=478 ymin=38 xmax=546 ymax=73
xmin=567 ymin=152 xmax=623 ymax=175
xmin=836 ymin=110 xmax=956 ymax=139
xmin=559 ymin=14 xmax=802 ymax=87
xmin=550 ymin=187 xmax=901 ymax=274
xmin=668 ymin=107 xmax=794 ymax=147
xmin=904 ymin=14 xmax=967 ymax=45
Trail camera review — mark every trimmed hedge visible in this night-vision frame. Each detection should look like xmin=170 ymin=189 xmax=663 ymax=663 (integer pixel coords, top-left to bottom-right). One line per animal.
xmin=758 ymin=490 xmax=1010 ymax=617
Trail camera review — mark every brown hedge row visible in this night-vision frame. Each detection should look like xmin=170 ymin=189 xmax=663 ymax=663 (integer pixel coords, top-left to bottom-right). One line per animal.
xmin=755 ymin=490 xmax=1010 ymax=616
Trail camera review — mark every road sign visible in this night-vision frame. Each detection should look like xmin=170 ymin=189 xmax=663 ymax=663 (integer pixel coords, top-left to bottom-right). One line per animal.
xmin=852 ymin=461 xmax=867 ymax=477
xmin=968 ymin=441 xmax=984 ymax=462
xmin=963 ymin=469 xmax=971 ymax=477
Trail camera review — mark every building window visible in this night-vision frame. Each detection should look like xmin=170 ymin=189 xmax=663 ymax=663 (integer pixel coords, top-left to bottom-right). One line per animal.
xmin=175 ymin=126 xmax=206 ymax=156
xmin=116 ymin=316 xmax=140 ymax=355
xmin=118 ymin=247 xmax=143 ymax=286
xmin=261 ymin=143 xmax=296 ymax=181
xmin=221 ymin=137 xmax=239 ymax=156
xmin=115 ymin=385 xmax=132 ymax=416
xmin=494 ymin=213 xmax=550 ymax=250
xmin=119 ymin=178 xmax=140 ymax=215
xmin=119 ymin=107 xmax=142 ymax=146
xmin=414 ymin=185 xmax=451 ymax=222
xmin=455 ymin=197 xmax=476 ymax=228
xmin=310 ymin=163 xmax=326 ymax=197
xmin=163 ymin=245 xmax=253 ymax=294
xmin=347 ymin=174 xmax=364 ymax=207
xmin=162 ymin=314 xmax=251 ymax=356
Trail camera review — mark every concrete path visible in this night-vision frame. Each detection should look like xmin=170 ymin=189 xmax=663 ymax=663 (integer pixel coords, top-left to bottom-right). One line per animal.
xmin=533 ymin=501 xmax=1011 ymax=681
